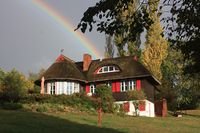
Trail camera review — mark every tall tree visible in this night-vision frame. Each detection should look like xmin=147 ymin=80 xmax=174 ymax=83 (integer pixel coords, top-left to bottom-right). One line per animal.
xmin=142 ymin=0 xmax=168 ymax=80
xmin=163 ymin=0 xmax=200 ymax=74
xmin=160 ymin=47 xmax=200 ymax=110
xmin=104 ymin=35 xmax=114 ymax=58
xmin=76 ymin=0 xmax=152 ymax=46
xmin=114 ymin=0 xmax=141 ymax=57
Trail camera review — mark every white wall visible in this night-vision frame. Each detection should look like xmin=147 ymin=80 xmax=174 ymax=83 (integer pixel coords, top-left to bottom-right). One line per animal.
xmin=115 ymin=100 xmax=155 ymax=117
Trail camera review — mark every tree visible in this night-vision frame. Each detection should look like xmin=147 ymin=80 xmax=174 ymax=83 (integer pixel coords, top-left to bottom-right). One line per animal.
xmin=1 ymin=69 xmax=27 ymax=102
xmin=0 ymin=68 xmax=6 ymax=96
xmin=113 ymin=0 xmax=142 ymax=57
xmin=160 ymin=47 xmax=200 ymax=111
xmin=95 ymin=85 xmax=114 ymax=113
xmin=76 ymin=0 xmax=153 ymax=44
xmin=104 ymin=35 xmax=114 ymax=58
xmin=142 ymin=0 xmax=168 ymax=81
xmin=162 ymin=0 xmax=200 ymax=74
xmin=28 ymin=68 xmax=46 ymax=93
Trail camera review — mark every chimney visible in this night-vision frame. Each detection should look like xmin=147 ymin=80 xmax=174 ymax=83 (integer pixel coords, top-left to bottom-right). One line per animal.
xmin=83 ymin=54 xmax=92 ymax=71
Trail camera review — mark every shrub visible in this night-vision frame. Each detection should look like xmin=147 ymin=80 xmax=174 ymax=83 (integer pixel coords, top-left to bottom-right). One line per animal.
xmin=95 ymin=85 xmax=115 ymax=113
xmin=118 ymin=104 xmax=126 ymax=117
xmin=1 ymin=102 xmax=22 ymax=110
xmin=127 ymin=89 xmax=146 ymax=100
xmin=21 ymin=93 xmax=98 ymax=111
xmin=36 ymin=104 xmax=48 ymax=112
xmin=1 ymin=70 xmax=27 ymax=102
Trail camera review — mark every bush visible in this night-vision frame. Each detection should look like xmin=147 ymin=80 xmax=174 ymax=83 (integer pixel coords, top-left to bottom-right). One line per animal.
xmin=1 ymin=70 xmax=27 ymax=102
xmin=1 ymin=102 xmax=22 ymax=110
xmin=36 ymin=104 xmax=48 ymax=112
xmin=95 ymin=85 xmax=115 ymax=113
xmin=21 ymin=93 xmax=98 ymax=111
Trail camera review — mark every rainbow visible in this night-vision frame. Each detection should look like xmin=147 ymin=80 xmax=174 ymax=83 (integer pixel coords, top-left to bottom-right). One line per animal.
xmin=32 ymin=0 xmax=101 ymax=59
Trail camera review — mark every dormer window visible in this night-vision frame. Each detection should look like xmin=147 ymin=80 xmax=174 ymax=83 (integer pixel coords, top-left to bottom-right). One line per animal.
xmin=97 ymin=66 xmax=120 ymax=74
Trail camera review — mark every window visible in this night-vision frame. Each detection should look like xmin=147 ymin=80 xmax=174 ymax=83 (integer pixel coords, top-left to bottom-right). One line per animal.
xmin=74 ymin=83 xmax=80 ymax=93
xmin=97 ymin=66 xmax=120 ymax=74
xmin=120 ymin=80 xmax=136 ymax=92
xmin=50 ymin=82 xmax=55 ymax=95
xmin=52 ymin=82 xmax=80 ymax=95
xmin=106 ymin=82 xmax=112 ymax=87
xmin=90 ymin=84 xmax=96 ymax=94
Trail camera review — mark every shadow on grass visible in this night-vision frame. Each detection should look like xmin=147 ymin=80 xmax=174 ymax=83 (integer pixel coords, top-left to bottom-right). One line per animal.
xmin=0 ymin=110 xmax=125 ymax=133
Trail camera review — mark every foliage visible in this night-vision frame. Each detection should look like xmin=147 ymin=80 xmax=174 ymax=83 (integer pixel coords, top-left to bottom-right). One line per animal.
xmin=114 ymin=0 xmax=142 ymax=57
xmin=127 ymin=89 xmax=146 ymax=101
xmin=95 ymin=85 xmax=115 ymax=113
xmin=118 ymin=104 xmax=126 ymax=117
xmin=162 ymin=0 xmax=200 ymax=74
xmin=76 ymin=0 xmax=152 ymax=44
xmin=28 ymin=68 xmax=46 ymax=93
xmin=1 ymin=102 xmax=23 ymax=110
xmin=36 ymin=104 xmax=48 ymax=112
xmin=142 ymin=0 xmax=168 ymax=81
xmin=160 ymin=47 xmax=200 ymax=111
xmin=104 ymin=35 xmax=115 ymax=58
xmin=0 ymin=69 xmax=28 ymax=102
xmin=21 ymin=93 xmax=98 ymax=111
xmin=0 ymin=69 xmax=6 ymax=96
xmin=127 ymin=89 xmax=146 ymax=116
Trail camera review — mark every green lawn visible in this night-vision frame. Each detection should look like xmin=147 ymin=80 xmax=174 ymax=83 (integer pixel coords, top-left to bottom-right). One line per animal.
xmin=0 ymin=109 xmax=199 ymax=133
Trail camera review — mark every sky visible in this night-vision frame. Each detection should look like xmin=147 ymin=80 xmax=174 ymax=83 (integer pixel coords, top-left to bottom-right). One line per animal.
xmin=0 ymin=0 xmax=105 ymax=75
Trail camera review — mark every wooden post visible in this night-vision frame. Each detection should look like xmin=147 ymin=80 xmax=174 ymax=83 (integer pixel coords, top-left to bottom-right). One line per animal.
xmin=162 ymin=99 xmax=167 ymax=117
xmin=97 ymin=98 xmax=102 ymax=127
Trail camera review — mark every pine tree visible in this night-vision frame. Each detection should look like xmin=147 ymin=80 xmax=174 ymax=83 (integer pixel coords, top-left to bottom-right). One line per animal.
xmin=142 ymin=0 xmax=168 ymax=81
xmin=104 ymin=35 xmax=114 ymax=58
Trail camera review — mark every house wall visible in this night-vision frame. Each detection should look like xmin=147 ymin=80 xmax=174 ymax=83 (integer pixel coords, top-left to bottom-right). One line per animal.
xmin=86 ymin=79 xmax=141 ymax=94
xmin=141 ymin=79 xmax=155 ymax=103
xmin=45 ymin=81 xmax=81 ymax=95
xmin=115 ymin=100 xmax=155 ymax=117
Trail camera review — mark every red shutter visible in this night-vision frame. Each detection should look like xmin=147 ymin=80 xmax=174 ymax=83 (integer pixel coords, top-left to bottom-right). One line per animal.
xmin=86 ymin=85 xmax=90 ymax=93
xmin=136 ymin=80 xmax=141 ymax=90
xmin=112 ymin=82 xmax=116 ymax=92
xmin=139 ymin=101 xmax=146 ymax=111
xmin=116 ymin=82 xmax=121 ymax=92
xmin=123 ymin=102 xmax=130 ymax=112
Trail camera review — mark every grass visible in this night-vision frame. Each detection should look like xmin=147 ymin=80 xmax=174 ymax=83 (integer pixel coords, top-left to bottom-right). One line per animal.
xmin=0 ymin=109 xmax=199 ymax=133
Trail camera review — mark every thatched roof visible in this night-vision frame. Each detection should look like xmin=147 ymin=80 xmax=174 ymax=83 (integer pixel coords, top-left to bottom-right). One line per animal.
xmin=86 ymin=56 xmax=160 ymax=85
xmin=35 ymin=55 xmax=86 ymax=85
xmin=35 ymin=55 xmax=160 ymax=85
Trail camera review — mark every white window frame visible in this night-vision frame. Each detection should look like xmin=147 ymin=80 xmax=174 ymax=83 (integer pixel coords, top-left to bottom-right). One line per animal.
xmin=120 ymin=80 xmax=136 ymax=92
xmin=97 ymin=66 xmax=120 ymax=74
xmin=106 ymin=82 xmax=112 ymax=87
xmin=53 ymin=82 xmax=80 ymax=95
xmin=90 ymin=84 xmax=96 ymax=94
xmin=50 ymin=82 xmax=56 ymax=95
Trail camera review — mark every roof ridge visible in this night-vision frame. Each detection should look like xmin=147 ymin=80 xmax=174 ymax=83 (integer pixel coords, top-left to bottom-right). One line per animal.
xmin=55 ymin=54 xmax=75 ymax=63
